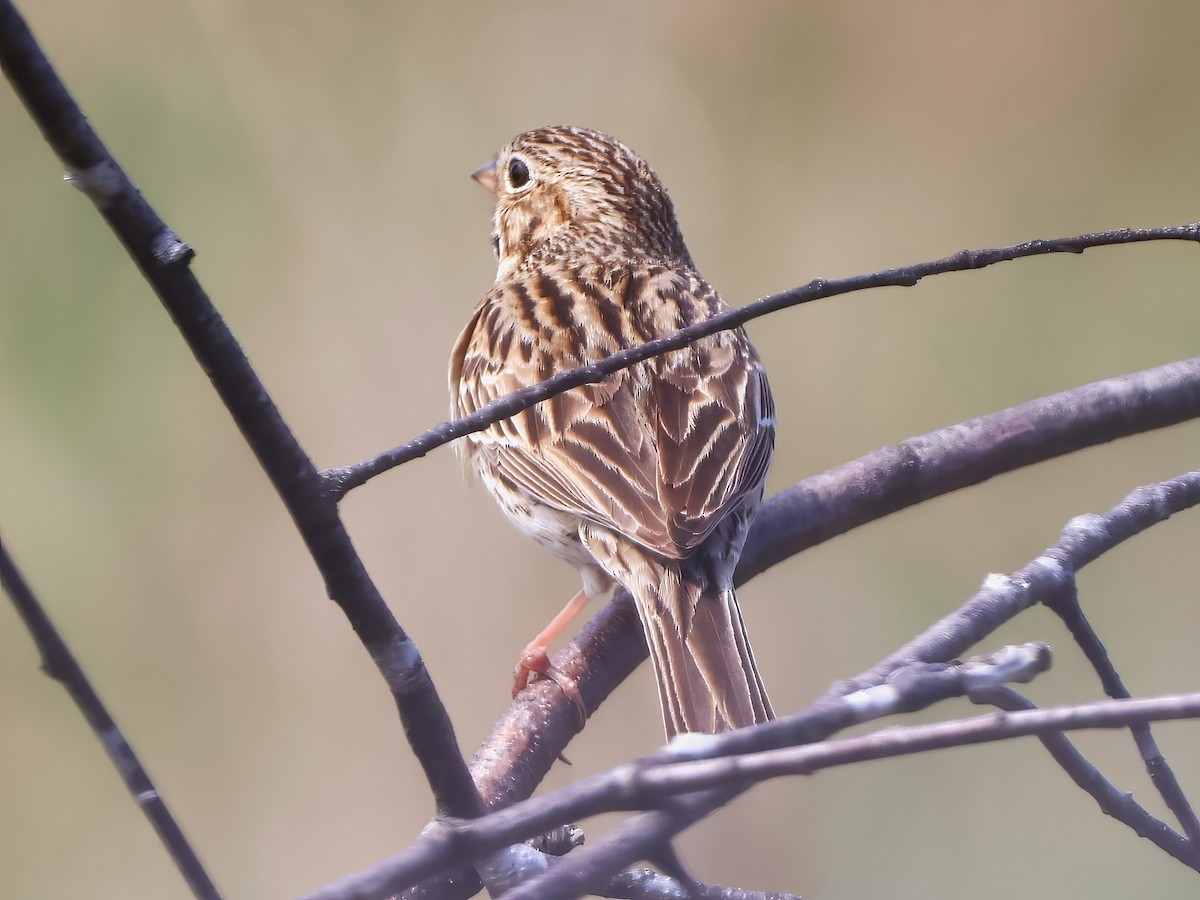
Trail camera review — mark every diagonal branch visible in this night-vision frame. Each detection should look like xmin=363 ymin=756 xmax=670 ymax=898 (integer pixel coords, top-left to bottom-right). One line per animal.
xmin=0 ymin=0 xmax=482 ymax=819
xmin=1051 ymin=578 xmax=1200 ymax=845
xmin=514 ymin=686 xmax=1200 ymax=894
xmin=978 ymin=687 xmax=1200 ymax=871
xmin=309 ymin=663 xmax=1200 ymax=898
xmin=1037 ymin=495 xmax=1200 ymax=845
xmin=836 ymin=468 xmax=1200 ymax=696
xmin=501 ymin=787 xmax=742 ymax=900
xmin=0 ymin=534 xmax=222 ymax=900
xmin=322 ymin=235 xmax=1200 ymax=498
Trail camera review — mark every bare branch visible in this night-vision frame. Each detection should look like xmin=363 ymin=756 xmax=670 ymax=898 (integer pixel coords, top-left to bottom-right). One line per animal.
xmin=740 ymin=357 xmax=1200 ymax=581
xmin=310 ymin=645 xmax=1050 ymax=897
xmin=638 ymin=693 xmax=1200 ymax=798
xmin=826 ymin=469 xmax=1200 ymax=862
xmin=0 ymin=535 xmax=222 ymax=900
xmin=1038 ymin=521 xmax=1200 ymax=844
xmin=322 ymin=242 xmax=1200 ymax=499
xmin=0 ymin=0 xmax=481 ymax=819
xmin=488 ymin=646 xmax=1053 ymax=900
xmin=836 ymin=468 xmax=1200 ymax=696
xmin=308 ymin=656 xmax=1200 ymax=899
xmin=977 ymin=687 xmax=1200 ymax=871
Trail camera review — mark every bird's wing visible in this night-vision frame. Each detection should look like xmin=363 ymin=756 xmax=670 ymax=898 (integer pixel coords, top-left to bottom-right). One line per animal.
xmin=451 ymin=266 xmax=774 ymax=559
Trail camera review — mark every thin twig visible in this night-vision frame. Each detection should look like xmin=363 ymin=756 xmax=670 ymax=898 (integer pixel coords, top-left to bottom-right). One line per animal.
xmin=516 ymin=687 xmax=1200 ymax=893
xmin=309 ymin=645 xmax=1050 ymax=897
xmin=1039 ymin=501 xmax=1200 ymax=845
xmin=977 ymin=687 xmax=1200 ymax=871
xmin=829 ymin=469 xmax=1200 ymax=696
xmin=308 ymin=683 xmax=1200 ymax=899
xmin=0 ymin=0 xmax=482 ymax=818
xmin=636 ymin=693 xmax=1200 ymax=794
xmin=0 ymin=534 xmax=223 ymax=900
xmin=322 ymin=234 xmax=1200 ymax=498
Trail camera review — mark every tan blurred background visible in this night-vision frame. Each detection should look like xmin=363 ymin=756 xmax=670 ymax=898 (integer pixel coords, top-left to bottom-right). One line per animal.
xmin=3 ymin=1 xmax=1200 ymax=897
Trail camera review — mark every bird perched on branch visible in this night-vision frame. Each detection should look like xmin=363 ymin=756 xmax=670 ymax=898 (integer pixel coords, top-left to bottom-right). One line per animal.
xmin=450 ymin=126 xmax=775 ymax=737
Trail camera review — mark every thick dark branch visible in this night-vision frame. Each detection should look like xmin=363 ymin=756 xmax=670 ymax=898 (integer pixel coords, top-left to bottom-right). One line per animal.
xmin=0 ymin=1 xmax=481 ymax=818
xmin=0 ymin=535 xmax=222 ymax=900
xmin=323 ymin=233 xmax=1200 ymax=498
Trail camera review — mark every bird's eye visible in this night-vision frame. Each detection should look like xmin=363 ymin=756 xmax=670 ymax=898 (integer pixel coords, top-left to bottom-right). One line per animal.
xmin=507 ymin=157 xmax=531 ymax=190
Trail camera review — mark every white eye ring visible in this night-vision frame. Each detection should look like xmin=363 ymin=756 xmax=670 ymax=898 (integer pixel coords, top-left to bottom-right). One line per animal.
xmin=506 ymin=156 xmax=533 ymax=192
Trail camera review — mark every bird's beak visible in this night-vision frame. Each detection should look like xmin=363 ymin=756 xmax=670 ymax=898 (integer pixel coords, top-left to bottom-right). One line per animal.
xmin=471 ymin=161 xmax=499 ymax=196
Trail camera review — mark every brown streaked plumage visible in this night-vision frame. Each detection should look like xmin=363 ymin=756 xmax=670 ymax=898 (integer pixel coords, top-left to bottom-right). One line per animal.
xmin=450 ymin=126 xmax=774 ymax=737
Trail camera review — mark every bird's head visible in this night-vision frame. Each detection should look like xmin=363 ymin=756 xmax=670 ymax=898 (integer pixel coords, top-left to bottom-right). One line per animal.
xmin=473 ymin=125 xmax=693 ymax=277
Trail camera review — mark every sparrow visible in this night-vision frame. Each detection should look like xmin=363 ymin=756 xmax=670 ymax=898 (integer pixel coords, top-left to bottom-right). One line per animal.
xmin=450 ymin=126 xmax=774 ymax=737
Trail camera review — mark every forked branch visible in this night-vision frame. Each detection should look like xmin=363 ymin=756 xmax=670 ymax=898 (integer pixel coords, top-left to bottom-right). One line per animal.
xmin=0 ymin=0 xmax=483 ymax=823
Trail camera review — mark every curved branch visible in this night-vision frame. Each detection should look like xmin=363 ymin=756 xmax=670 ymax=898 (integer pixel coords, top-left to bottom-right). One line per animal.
xmin=740 ymin=356 xmax=1200 ymax=580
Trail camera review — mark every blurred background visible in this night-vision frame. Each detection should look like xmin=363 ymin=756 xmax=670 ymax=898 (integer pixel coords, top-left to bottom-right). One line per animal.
xmin=3 ymin=1 xmax=1200 ymax=897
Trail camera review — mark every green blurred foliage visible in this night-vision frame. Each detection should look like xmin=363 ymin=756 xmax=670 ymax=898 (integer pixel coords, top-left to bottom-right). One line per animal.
xmin=2 ymin=1 xmax=1199 ymax=897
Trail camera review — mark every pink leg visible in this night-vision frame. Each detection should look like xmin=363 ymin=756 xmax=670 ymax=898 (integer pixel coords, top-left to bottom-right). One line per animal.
xmin=513 ymin=588 xmax=590 ymax=701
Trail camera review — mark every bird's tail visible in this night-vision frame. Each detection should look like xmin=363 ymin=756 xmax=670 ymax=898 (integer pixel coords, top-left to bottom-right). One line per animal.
xmin=639 ymin=572 xmax=772 ymax=738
